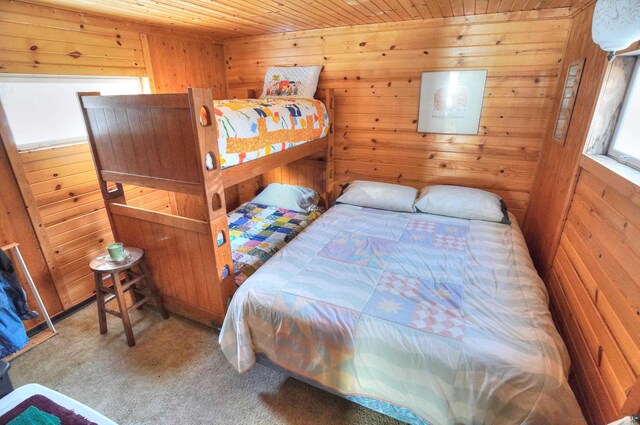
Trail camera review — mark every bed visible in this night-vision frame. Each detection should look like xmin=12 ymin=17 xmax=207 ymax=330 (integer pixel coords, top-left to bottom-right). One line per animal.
xmin=219 ymin=203 xmax=586 ymax=424
xmin=78 ymin=87 xmax=335 ymax=325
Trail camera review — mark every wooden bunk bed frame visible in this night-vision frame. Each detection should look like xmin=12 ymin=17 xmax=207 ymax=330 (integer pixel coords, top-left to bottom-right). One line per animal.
xmin=78 ymin=87 xmax=335 ymax=326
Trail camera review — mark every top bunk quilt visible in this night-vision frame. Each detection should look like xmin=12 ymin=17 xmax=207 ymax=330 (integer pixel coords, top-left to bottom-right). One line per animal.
xmin=213 ymin=98 xmax=329 ymax=169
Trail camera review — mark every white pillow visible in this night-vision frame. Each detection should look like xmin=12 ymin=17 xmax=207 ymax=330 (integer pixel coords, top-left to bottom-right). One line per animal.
xmin=260 ymin=66 xmax=322 ymax=98
xmin=414 ymin=185 xmax=510 ymax=224
xmin=251 ymin=183 xmax=319 ymax=213
xmin=336 ymin=181 xmax=417 ymax=212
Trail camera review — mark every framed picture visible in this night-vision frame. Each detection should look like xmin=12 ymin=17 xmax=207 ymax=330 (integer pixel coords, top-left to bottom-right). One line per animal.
xmin=552 ymin=58 xmax=585 ymax=145
xmin=417 ymin=70 xmax=487 ymax=135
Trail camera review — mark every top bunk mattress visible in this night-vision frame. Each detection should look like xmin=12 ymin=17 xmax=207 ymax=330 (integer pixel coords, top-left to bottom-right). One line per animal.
xmin=213 ymin=98 xmax=329 ymax=169
xmin=219 ymin=204 xmax=585 ymax=425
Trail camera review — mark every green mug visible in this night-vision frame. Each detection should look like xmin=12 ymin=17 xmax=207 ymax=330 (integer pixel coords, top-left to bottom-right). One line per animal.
xmin=107 ymin=242 xmax=125 ymax=261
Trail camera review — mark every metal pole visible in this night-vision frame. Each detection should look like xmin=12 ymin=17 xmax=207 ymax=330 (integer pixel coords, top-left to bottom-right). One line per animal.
xmin=9 ymin=245 xmax=56 ymax=333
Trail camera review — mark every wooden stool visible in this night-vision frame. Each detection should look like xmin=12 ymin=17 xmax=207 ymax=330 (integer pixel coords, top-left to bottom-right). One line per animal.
xmin=90 ymin=247 xmax=168 ymax=346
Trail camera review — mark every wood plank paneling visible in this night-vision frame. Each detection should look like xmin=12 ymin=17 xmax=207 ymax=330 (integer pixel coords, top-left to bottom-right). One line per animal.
xmin=225 ymin=12 xmax=572 ymax=224
xmin=523 ymin=3 xmax=607 ymax=277
xmin=22 ymin=0 xmax=577 ymax=39
xmin=19 ymin=143 xmax=172 ymax=306
xmin=0 ymin=0 xmax=223 ymax=76
xmin=522 ymin=6 xmax=640 ymax=423
xmin=548 ymin=158 xmax=640 ymax=424
xmin=143 ymin=33 xmax=227 ymax=98
xmin=0 ymin=141 xmax=63 ymax=331
xmin=0 ymin=0 xmax=146 ymax=76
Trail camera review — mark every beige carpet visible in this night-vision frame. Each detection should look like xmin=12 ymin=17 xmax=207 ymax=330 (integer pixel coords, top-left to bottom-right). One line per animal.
xmin=9 ymin=303 xmax=403 ymax=425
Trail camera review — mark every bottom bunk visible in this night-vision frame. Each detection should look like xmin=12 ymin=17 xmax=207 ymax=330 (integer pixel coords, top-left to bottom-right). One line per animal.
xmin=108 ymin=183 xmax=323 ymax=325
xmin=226 ymin=199 xmax=322 ymax=286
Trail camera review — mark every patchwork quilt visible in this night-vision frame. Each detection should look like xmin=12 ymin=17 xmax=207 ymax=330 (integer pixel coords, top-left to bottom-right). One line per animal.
xmin=219 ymin=204 xmax=585 ymax=425
xmin=213 ymin=98 xmax=329 ymax=169
xmin=227 ymin=202 xmax=322 ymax=286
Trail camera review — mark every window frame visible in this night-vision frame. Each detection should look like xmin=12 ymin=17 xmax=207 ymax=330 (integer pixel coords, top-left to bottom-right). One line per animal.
xmin=608 ymin=58 xmax=640 ymax=171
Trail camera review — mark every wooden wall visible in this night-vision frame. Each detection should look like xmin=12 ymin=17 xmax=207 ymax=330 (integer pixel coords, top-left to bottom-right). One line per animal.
xmin=548 ymin=156 xmax=640 ymax=424
xmin=523 ymin=3 xmax=608 ymax=277
xmin=18 ymin=144 xmax=172 ymax=307
xmin=0 ymin=0 xmax=226 ymax=318
xmin=0 ymin=0 xmax=147 ymax=76
xmin=0 ymin=0 xmax=220 ymax=76
xmin=524 ymin=4 xmax=640 ymax=424
xmin=224 ymin=10 xmax=573 ymax=224
xmin=0 ymin=140 xmax=63 ymax=329
xmin=143 ymin=33 xmax=226 ymax=96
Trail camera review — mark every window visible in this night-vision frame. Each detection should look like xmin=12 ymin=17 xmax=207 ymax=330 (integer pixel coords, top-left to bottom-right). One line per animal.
xmin=0 ymin=75 xmax=148 ymax=151
xmin=608 ymin=59 xmax=640 ymax=171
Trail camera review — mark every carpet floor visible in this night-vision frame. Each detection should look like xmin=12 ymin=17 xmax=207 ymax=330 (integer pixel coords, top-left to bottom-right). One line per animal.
xmin=10 ymin=303 xmax=403 ymax=425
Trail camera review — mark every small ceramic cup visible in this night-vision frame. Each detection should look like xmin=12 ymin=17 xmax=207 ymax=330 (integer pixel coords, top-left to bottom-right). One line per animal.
xmin=107 ymin=242 xmax=125 ymax=261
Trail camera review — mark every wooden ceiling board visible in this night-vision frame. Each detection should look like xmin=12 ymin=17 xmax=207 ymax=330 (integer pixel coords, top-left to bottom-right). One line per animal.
xmin=18 ymin=0 xmax=582 ymax=39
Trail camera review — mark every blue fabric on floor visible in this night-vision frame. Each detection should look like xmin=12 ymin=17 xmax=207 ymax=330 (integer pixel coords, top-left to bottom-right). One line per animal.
xmin=0 ymin=273 xmax=29 ymax=357
xmin=0 ymin=250 xmax=38 ymax=321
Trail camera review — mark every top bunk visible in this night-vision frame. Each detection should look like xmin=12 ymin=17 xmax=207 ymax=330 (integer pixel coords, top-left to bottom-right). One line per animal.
xmin=78 ymin=87 xmax=335 ymax=199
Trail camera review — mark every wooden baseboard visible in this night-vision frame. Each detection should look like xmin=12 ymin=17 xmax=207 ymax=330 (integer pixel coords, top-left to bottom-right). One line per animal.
xmin=3 ymin=329 xmax=57 ymax=361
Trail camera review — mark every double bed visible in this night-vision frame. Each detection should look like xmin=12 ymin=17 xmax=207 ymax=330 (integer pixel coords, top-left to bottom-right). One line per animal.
xmin=219 ymin=202 xmax=585 ymax=424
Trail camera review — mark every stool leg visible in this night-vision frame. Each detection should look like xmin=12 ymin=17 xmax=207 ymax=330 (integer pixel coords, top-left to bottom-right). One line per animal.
xmin=126 ymin=270 xmax=144 ymax=310
xmin=139 ymin=260 xmax=169 ymax=320
xmin=93 ymin=272 xmax=108 ymax=335
xmin=112 ymin=273 xmax=136 ymax=347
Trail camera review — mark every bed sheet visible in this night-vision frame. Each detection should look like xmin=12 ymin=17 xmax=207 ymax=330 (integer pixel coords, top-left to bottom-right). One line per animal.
xmin=220 ymin=204 xmax=585 ymax=424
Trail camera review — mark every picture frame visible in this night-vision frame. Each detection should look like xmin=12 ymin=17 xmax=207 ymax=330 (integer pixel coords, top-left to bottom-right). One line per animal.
xmin=552 ymin=58 xmax=586 ymax=145
xmin=417 ymin=70 xmax=487 ymax=135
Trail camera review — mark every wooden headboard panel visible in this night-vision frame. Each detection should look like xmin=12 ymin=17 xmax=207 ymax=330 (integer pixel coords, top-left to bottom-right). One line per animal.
xmin=79 ymin=93 xmax=203 ymax=195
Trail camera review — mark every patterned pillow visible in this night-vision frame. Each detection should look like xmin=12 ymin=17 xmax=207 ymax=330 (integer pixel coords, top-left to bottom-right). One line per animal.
xmin=260 ymin=66 xmax=322 ymax=98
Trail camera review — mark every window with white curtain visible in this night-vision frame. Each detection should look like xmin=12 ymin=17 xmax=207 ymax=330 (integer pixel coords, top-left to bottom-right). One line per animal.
xmin=608 ymin=60 xmax=640 ymax=171
xmin=0 ymin=75 xmax=149 ymax=151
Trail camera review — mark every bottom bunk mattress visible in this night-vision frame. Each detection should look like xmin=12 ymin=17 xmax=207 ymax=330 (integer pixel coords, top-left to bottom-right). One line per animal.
xmin=219 ymin=204 xmax=585 ymax=425
xmin=226 ymin=202 xmax=321 ymax=286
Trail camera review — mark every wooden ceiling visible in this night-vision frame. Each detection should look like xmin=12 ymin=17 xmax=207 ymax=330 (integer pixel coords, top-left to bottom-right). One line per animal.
xmin=24 ymin=0 xmax=587 ymax=39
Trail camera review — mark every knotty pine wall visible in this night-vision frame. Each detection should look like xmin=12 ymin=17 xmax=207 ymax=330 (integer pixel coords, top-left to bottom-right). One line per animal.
xmin=0 ymin=140 xmax=64 ymax=329
xmin=523 ymin=3 xmax=608 ymax=279
xmin=523 ymin=4 xmax=640 ymax=424
xmin=224 ymin=10 xmax=573 ymax=224
xmin=548 ymin=157 xmax=640 ymax=425
xmin=18 ymin=144 xmax=172 ymax=307
xmin=0 ymin=0 xmax=226 ymax=315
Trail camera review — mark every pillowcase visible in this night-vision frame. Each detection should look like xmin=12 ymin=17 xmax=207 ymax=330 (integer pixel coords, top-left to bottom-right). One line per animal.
xmin=336 ymin=181 xmax=417 ymax=212
xmin=251 ymin=183 xmax=320 ymax=213
xmin=260 ymin=66 xmax=322 ymax=98
xmin=414 ymin=185 xmax=510 ymax=224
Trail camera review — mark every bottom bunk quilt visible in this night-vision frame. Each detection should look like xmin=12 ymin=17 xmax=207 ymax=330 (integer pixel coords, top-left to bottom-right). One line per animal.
xmin=219 ymin=204 xmax=585 ymax=425
xmin=226 ymin=202 xmax=321 ymax=286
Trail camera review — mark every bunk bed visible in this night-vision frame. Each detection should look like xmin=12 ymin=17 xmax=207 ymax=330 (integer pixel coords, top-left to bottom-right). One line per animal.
xmin=78 ymin=87 xmax=335 ymax=325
